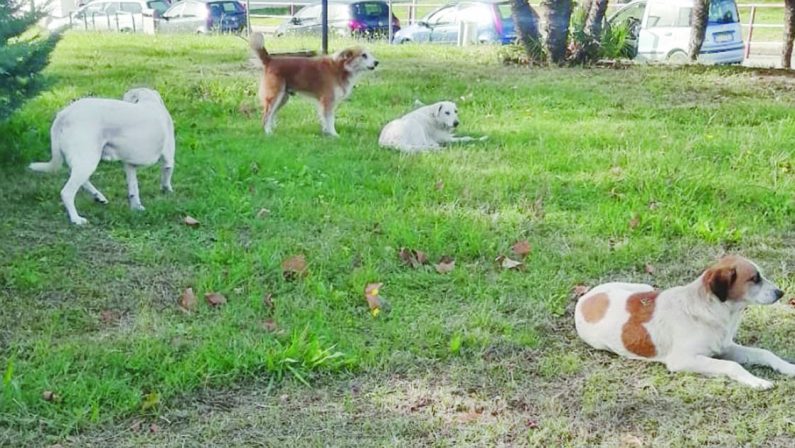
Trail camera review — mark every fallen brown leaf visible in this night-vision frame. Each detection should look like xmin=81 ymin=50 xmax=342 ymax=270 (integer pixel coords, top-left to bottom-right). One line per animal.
xmin=282 ymin=255 xmax=308 ymax=280
xmin=629 ymin=216 xmax=640 ymax=229
xmin=184 ymin=216 xmax=200 ymax=227
xmin=458 ymin=411 xmax=481 ymax=423
xmin=42 ymin=391 xmax=56 ymax=402
xmin=398 ymin=247 xmax=429 ymax=269
xmin=610 ymin=166 xmax=623 ymax=176
xmin=149 ymin=423 xmax=160 ymax=433
xmin=573 ymin=284 xmax=591 ymax=298
xmin=644 ymin=264 xmax=655 ymax=275
xmin=511 ymin=240 xmax=532 ymax=258
xmin=263 ymin=293 xmax=274 ymax=310
xmin=262 ymin=319 xmax=278 ymax=332
xmin=496 ymin=255 xmax=523 ymax=270
xmin=788 ymin=297 xmax=795 ymax=307
xmin=179 ymin=288 xmax=197 ymax=313
xmin=256 ymin=208 xmax=270 ymax=219
xmin=435 ymin=256 xmax=455 ymax=274
xmin=204 ymin=292 xmax=227 ymax=307
xmin=526 ymin=419 xmax=539 ymax=429
xmin=99 ymin=310 xmax=118 ymax=324
xmin=364 ymin=283 xmax=383 ymax=312
xmin=434 ymin=180 xmax=445 ymax=191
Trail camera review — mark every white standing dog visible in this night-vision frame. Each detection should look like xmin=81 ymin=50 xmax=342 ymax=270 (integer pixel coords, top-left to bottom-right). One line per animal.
xmin=29 ymin=88 xmax=175 ymax=225
xmin=378 ymin=101 xmax=487 ymax=153
xmin=575 ymin=255 xmax=793 ymax=389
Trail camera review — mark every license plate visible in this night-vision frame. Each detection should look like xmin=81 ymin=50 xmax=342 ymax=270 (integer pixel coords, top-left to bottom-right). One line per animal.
xmin=713 ymin=32 xmax=733 ymax=43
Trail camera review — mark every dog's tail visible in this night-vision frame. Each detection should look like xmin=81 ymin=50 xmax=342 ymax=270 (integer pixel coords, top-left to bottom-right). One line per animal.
xmin=29 ymin=113 xmax=65 ymax=173
xmin=249 ymin=32 xmax=271 ymax=65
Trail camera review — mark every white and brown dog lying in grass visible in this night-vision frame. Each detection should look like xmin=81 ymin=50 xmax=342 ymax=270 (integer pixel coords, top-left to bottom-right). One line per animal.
xmin=249 ymin=32 xmax=377 ymax=136
xmin=29 ymin=88 xmax=175 ymax=225
xmin=575 ymin=255 xmax=792 ymax=389
xmin=378 ymin=101 xmax=487 ymax=153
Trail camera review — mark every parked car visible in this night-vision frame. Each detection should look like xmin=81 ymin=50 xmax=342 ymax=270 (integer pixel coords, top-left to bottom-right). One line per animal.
xmin=157 ymin=0 xmax=247 ymax=34
xmin=607 ymin=0 xmax=744 ymax=64
xmin=47 ymin=0 xmax=170 ymax=32
xmin=394 ymin=0 xmax=515 ymax=45
xmin=275 ymin=0 xmax=400 ymax=38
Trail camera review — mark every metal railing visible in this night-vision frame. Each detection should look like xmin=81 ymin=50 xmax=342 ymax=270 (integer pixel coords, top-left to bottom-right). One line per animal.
xmin=69 ymin=11 xmax=143 ymax=32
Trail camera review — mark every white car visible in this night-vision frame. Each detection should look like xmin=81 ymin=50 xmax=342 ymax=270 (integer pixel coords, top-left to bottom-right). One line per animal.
xmin=608 ymin=0 xmax=744 ymax=64
xmin=47 ymin=0 xmax=169 ymax=32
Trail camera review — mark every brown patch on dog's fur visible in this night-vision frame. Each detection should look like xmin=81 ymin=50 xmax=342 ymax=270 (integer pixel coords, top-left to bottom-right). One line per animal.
xmin=702 ymin=255 xmax=757 ymax=301
xmin=622 ymin=290 xmax=659 ymax=358
xmin=581 ymin=293 xmax=609 ymax=323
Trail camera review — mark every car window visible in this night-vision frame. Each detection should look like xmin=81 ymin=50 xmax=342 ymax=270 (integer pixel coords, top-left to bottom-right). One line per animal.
xmin=147 ymin=0 xmax=169 ymax=13
xmin=209 ymin=1 xmax=244 ymax=15
xmin=646 ymin=2 xmax=681 ymax=28
xmin=295 ymin=5 xmax=321 ymax=20
xmin=610 ymin=2 xmax=645 ymax=27
xmin=458 ymin=4 xmax=492 ymax=25
xmin=709 ymin=0 xmax=739 ymax=24
xmin=81 ymin=2 xmax=108 ymax=16
xmin=164 ymin=2 xmax=185 ymax=17
xmin=351 ymin=2 xmax=388 ymax=19
xmin=426 ymin=6 xmax=457 ymax=25
xmin=329 ymin=5 xmax=349 ymax=21
xmin=497 ymin=3 xmax=512 ymax=21
xmin=120 ymin=2 xmax=143 ymax=13
xmin=104 ymin=2 xmax=121 ymax=14
xmin=182 ymin=2 xmax=205 ymax=17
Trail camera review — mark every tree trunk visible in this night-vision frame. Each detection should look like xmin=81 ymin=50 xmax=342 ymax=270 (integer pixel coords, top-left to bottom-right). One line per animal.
xmin=783 ymin=0 xmax=795 ymax=68
xmin=542 ymin=0 xmax=573 ymax=64
xmin=689 ymin=0 xmax=709 ymax=61
xmin=511 ymin=0 xmax=543 ymax=63
xmin=572 ymin=0 xmax=610 ymax=63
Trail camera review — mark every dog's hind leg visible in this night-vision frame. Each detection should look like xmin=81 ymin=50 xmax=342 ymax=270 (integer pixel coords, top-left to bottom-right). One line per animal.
xmin=61 ymin=153 xmax=101 ymax=225
xmin=123 ymin=163 xmax=145 ymax=211
xmin=81 ymin=181 xmax=108 ymax=204
xmin=261 ymin=80 xmax=286 ymax=135
xmin=160 ymin=133 xmax=176 ymax=193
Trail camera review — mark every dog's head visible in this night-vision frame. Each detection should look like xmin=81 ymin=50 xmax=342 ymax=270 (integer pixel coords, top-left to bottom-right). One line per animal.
xmin=702 ymin=255 xmax=784 ymax=305
xmin=123 ymin=88 xmax=164 ymax=105
xmin=335 ymin=47 xmax=378 ymax=73
xmin=431 ymin=101 xmax=459 ymax=130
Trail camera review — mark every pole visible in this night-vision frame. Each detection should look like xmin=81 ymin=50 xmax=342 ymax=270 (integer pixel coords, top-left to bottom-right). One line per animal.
xmin=744 ymin=6 xmax=756 ymax=60
xmin=246 ymin=0 xmax=251 ymax=35
xmin=321 ymin=0 xmax=328 ymax=54
xmin=388 ymin=0 xmax=393 ymax=43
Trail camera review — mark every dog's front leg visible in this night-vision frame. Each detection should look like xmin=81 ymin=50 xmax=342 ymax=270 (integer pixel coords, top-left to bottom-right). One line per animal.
xmin=666 ymin=354 xmax=774 ymax=389
xmin=123 ymin=163 xmax=145 ymax=211
xmin=450 ymin=135 xmax=489 ymax=143
xmin=721 ymin=343 xmax=795 ymax=376
xmin=318 ymin=97 xmax=338 ymax=137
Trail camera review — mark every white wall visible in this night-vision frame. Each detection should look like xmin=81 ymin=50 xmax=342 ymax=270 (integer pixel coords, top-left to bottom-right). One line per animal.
xmin=31 ymin=0 xmax=79 ymax=18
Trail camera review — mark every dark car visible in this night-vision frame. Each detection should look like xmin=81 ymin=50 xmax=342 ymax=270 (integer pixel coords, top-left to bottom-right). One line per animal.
xmin=157 ymin=0 xmax=246 ymax=33
xmin=395 ymin=0 xmax=516 ymax=45
xmin=275 ymin=0 xmax=399 ymax=38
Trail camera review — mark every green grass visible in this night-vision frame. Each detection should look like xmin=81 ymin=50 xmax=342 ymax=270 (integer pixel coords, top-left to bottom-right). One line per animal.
xmin=1 ymin=32 xmax=795 ymax=446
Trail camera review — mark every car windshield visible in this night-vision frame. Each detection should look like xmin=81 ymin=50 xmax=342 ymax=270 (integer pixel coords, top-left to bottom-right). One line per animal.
xmin=147 ymin=1 xmax=169 ymax=13
xmin=497 ymin=3 xmax=512 ymax=21
xmin=352 ymin=2 xmax=388 ymax=19
xmin=709 ymin=0 xmax=738 ymax=24
xmin=209 ymin=1 xmax=245 ymax=15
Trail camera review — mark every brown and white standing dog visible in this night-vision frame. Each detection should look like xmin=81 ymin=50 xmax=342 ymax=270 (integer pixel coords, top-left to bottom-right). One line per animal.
xmin=575 ymin=255 xmax=792 ymax=389
xmin=249 ymin=32 xmax=378 ymax=136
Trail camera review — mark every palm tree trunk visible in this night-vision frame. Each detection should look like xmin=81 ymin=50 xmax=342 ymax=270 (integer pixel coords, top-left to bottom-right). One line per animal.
xmin=542 ymin=0 xmax=573 ymax=64
xmin=511 ymin=0 xmax=543 ymax=63
xmin=783 ymin=0 xmax=795 ymax=68
xmin=689 ymin=0 xmax=709 ymax=61
xmin=572 ymin=0 xmax=610 ymax=63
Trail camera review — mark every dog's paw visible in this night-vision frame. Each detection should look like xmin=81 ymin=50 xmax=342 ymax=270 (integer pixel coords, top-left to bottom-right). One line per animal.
xmin=746 ymin=377 xmax=774 ymax=390
xmin=131 ymin=204 xmax=146 ymax=212
xmin=94 ymin=196 xmax=109 ymax=205
xmin=161 ymin=185 xmax=174 ymax=194
xmin=71 ymin=216 xmax=89 ymax=226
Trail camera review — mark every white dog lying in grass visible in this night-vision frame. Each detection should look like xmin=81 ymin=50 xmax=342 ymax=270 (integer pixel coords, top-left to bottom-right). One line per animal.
xmin=378 ymin=100 xmax=487 ymax=153
xmin=29 ymin=88 xmax=175 ymax=225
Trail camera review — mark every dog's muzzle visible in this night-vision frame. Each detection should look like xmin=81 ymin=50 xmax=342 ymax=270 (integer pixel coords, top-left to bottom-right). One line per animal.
xmin=774 ymin=289 xmax=785 ymax=302
xmin=453 ymin=120 xmax=459 ymax=128
xmin=369 ymin=61 xmax=379 ymax=70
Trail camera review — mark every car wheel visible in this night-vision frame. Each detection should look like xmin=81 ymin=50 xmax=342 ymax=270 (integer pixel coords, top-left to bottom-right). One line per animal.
xmin=667 ymin=50 xmax=689 ymax=65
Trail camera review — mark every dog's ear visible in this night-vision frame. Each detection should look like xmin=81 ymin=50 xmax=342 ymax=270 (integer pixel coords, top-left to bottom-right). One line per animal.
xmin=704 ymin=266 xmax=737 ymax=301
xmin=435 ymin=104 xmax=443 ymax=117
xmin=339 ymin=49 xmax=354 ymax=60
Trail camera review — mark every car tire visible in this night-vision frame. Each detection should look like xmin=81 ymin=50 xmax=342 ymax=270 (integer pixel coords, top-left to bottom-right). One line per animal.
xmin=667 ymin=50 xmax=689 ymax=65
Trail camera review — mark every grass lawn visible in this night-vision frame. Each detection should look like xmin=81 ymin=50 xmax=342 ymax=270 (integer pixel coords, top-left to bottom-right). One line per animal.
xmin=2 ymin=32 xmax=795 ymax=446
